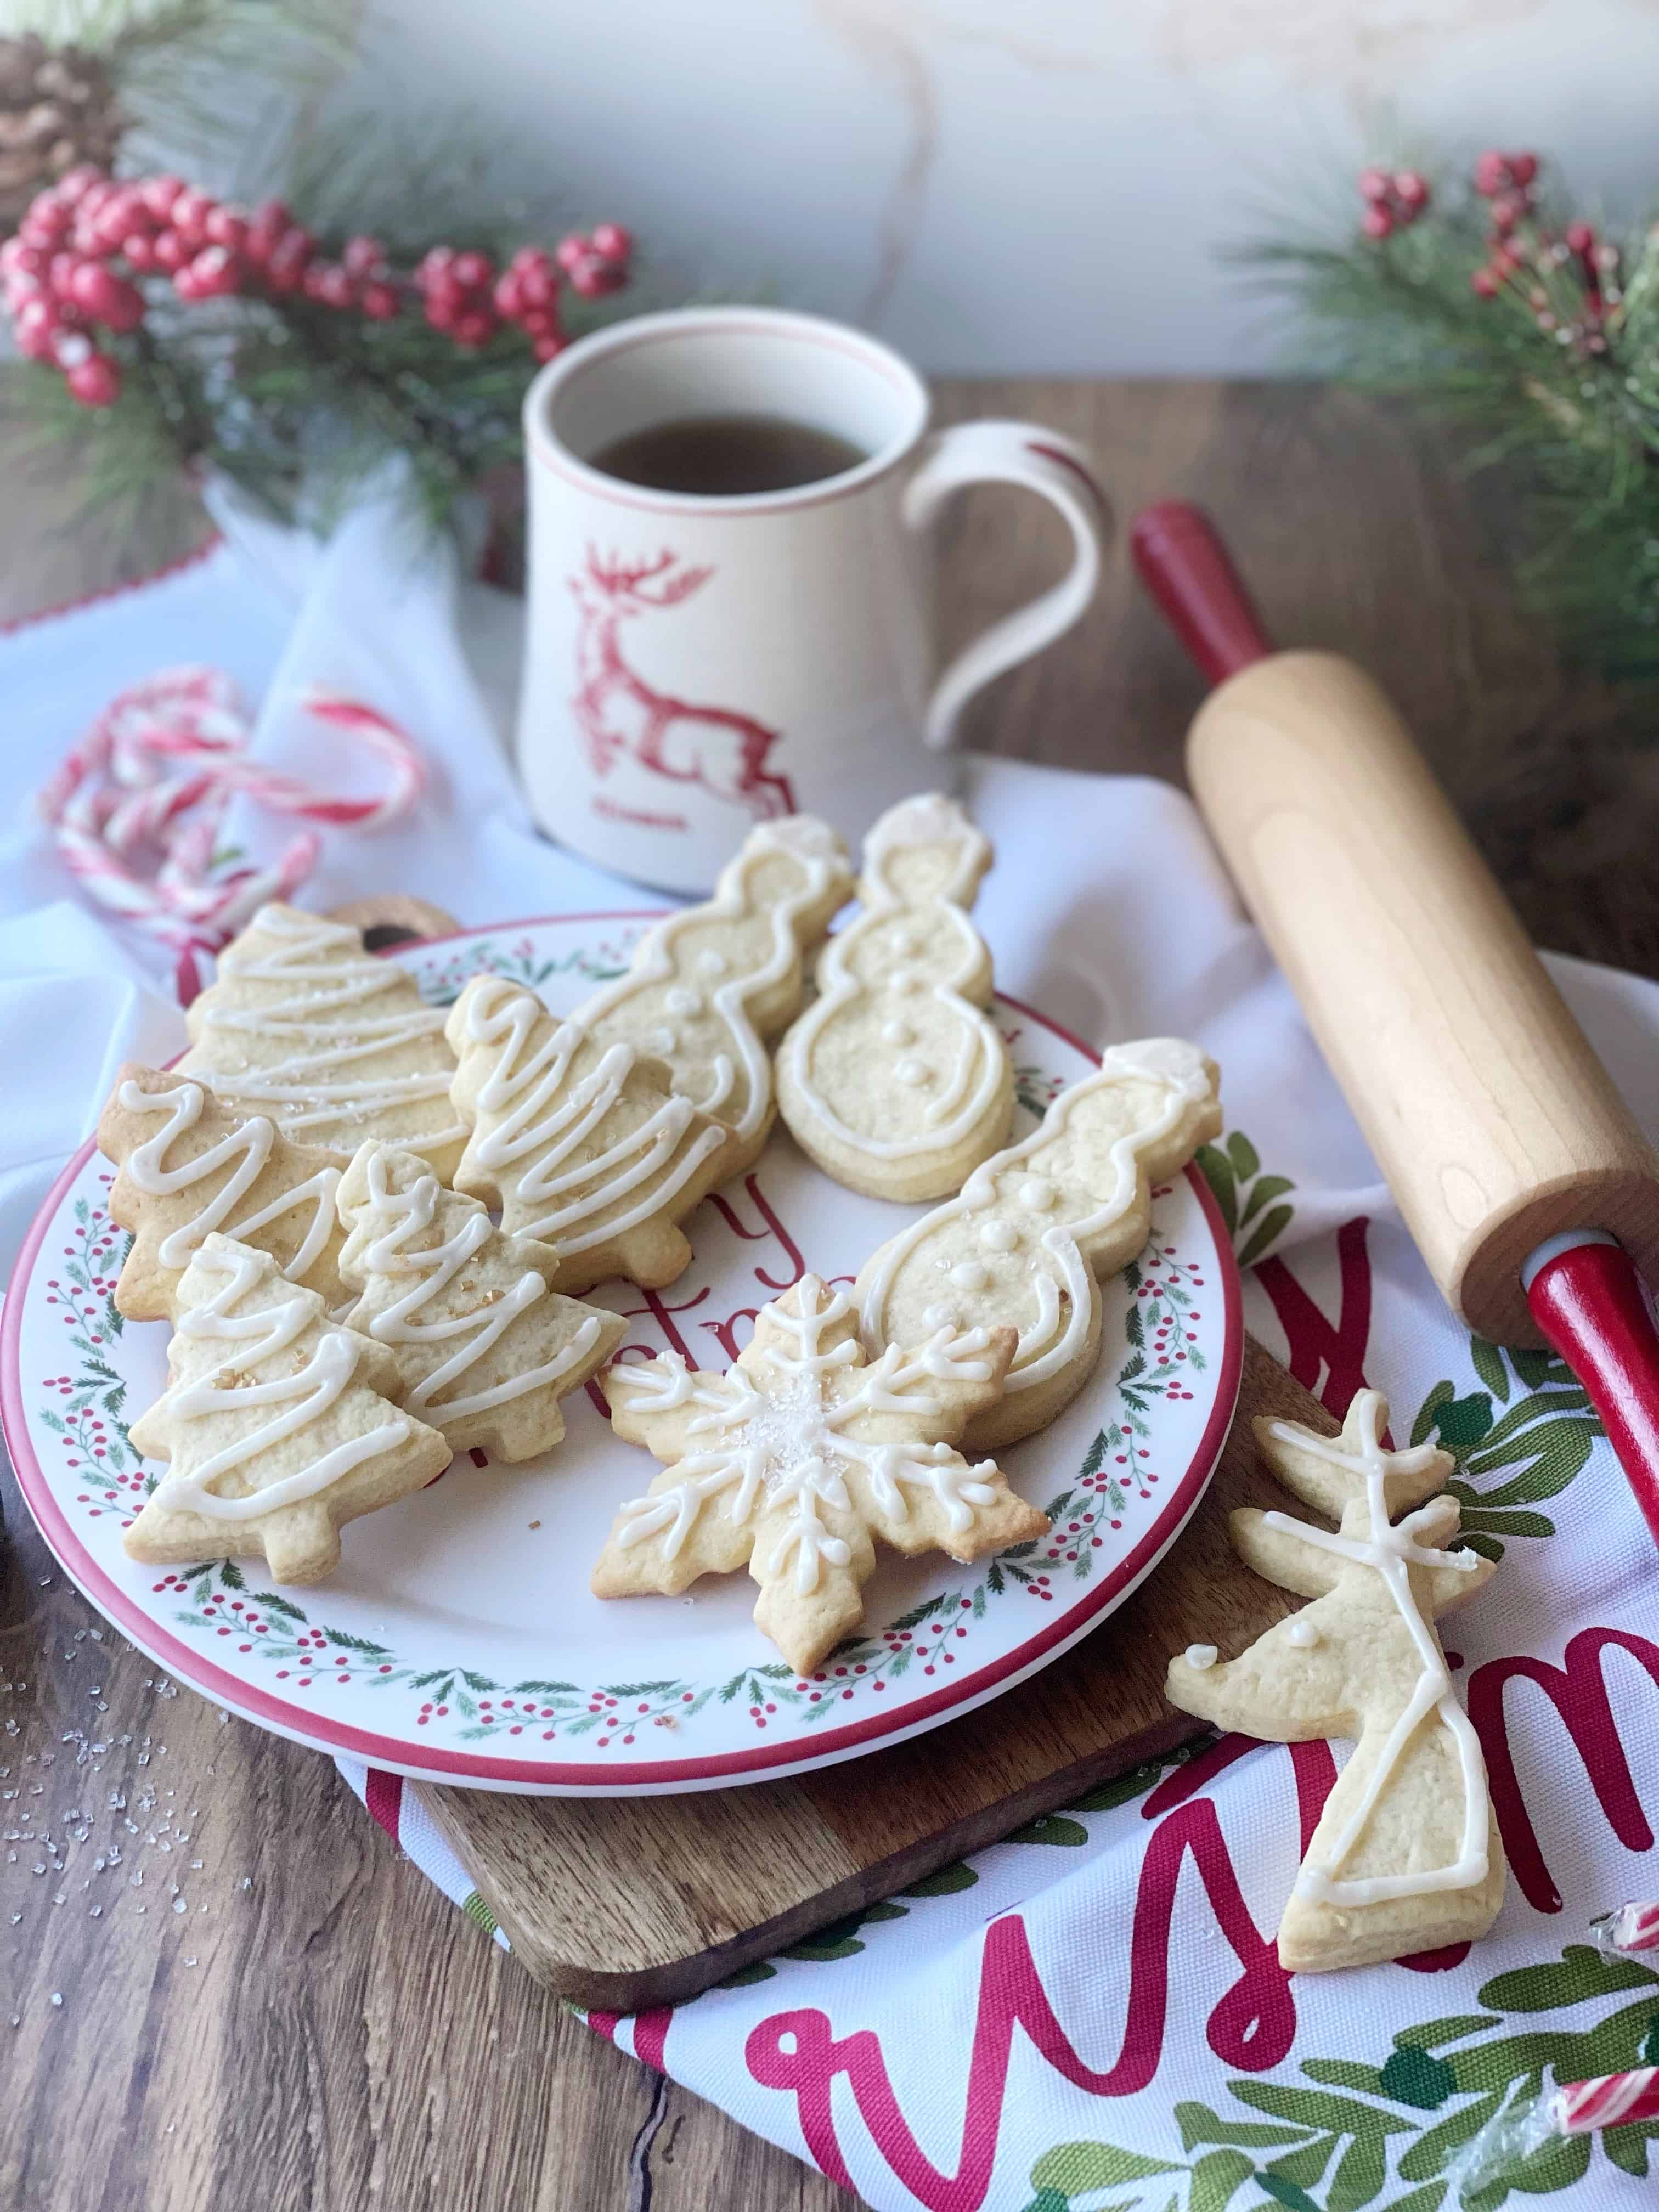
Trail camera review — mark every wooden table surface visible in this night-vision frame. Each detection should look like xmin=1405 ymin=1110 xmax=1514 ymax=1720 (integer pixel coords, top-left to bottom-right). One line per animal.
xmin=2 ymin=374 xmax=1653 ymax=2212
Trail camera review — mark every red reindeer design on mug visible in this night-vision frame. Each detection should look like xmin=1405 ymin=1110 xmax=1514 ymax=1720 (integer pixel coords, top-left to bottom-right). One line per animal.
xmin=568 ymin=548 xmax=797 ymax=821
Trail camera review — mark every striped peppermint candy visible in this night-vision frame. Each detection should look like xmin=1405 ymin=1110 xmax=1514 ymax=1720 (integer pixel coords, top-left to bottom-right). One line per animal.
xmin=37 ymin=666 xmax=426 ymax=998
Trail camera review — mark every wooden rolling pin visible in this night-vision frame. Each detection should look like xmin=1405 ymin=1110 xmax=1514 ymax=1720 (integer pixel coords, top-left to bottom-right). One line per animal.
xmin=1132 ymin=499 xmax=1659 ymax=1544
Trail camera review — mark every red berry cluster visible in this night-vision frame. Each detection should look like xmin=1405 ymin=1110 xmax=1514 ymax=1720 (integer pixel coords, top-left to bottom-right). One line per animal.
xmin=410 ymin=224 xmax=630 ymax=358
xmin=0 ymin=165 xmax=634 ymax=408
xmin=1357 ymin=166 xmax=1430 ymax=239
xmin=1466 ymin=149 xmax=1620 ymax=352
xmin=1472 ymin=148 xmax=1538 ymax=235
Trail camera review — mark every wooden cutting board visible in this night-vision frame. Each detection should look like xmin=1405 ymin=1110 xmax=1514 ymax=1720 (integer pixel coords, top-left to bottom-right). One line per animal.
xmin=414 ymin=1333 xmax=1329 ymax=2010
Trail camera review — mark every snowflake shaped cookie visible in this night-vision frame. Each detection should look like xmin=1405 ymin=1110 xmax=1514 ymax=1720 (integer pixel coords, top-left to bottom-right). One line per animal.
xmin=592 ymin=1274 xmax=1047 ymax=1672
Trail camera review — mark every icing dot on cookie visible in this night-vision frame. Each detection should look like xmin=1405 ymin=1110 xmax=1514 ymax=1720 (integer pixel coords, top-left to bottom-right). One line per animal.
xmin=1184 ymin=1644 xmax=1218 ymax=1671
xmin=695 ymin=950 xmax=727 ymax=977
xmin=645 ymin=1026 xmax=678 ymax=1056
xmin=1018 ymin=1178 xmax=1056 ymax=1210
xmin=882 ymin=1020 xmax=914 ymax=1047
xmin=888 ymin=927 xmax=922 ymax=955
xmin=922 ymin=1303 xmax=955 ymax=1330
xmin=664 ymin=986 xmax=701 ymax=1016
xmin=1286 ymin=1620 xmax=1321 ymax=1649
xmin=896 ymin=1058 xmax=930 ymax=1086
xmin=980 ymin=1221 xmax=1019 ymax=1253
xmin=950 ymin=1261 xmax=990 ymax=1291
xmin=887 ymin=968 xmax=920 ymax=994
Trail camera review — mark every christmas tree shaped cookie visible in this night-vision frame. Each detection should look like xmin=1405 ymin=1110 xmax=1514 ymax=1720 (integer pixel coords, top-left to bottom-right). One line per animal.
xmin=178 ymin=902 xmax=464 ymax=1177
xmin=857 ymin=1038 xmax=1222 ymax=1450
xmin=98 ymin=1064 xmax=349 ymax=1322
xmin=1165 ymin=1390 xmax=1506 ymax=1972
xmin=336 ymin=1141 xmax=625 ymax=1460
xmin=776 ymin=792 xmax=1014 ymax=1200
xmin=578 ymin=815 xmax=853 ymax=1176
xmin=592 ymin=1273 xmax=1046 ymax=1672
xmin=445 ymin=978 xmax=730 ymax=1295
xmin=125 ymin=1234 xmax=450 ymax=1584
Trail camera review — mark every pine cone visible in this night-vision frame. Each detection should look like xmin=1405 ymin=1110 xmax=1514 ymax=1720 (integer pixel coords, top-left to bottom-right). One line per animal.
xmin=0 ymin=34 xmax=123 ymax=230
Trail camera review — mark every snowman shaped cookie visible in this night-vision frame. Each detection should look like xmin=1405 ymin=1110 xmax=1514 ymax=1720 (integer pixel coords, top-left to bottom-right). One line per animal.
xmin=578 ymin=815 xmax=853 ymax=1178
xmin=856 ymin=1039 xmax=1222 ymax=1450
xmin=775 ymin=793 xmax=1014 ymax=1201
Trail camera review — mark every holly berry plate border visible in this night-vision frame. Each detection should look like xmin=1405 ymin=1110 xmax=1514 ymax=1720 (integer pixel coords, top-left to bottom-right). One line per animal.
xmin=1 ymin=912 xmax=1243 ymax=1795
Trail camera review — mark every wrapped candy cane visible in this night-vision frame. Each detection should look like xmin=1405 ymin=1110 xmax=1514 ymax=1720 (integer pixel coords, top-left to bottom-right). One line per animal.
xmin=1447 ymin=1899 xmax=1659 ymax=2195
xmin=37 ymin=667 xmax=426 ymax=999
xmin=1451 ymin=2067 xmax=1659 ymax=2196
xmin=1591 ymin=1898 xmax=1659 ymax=1957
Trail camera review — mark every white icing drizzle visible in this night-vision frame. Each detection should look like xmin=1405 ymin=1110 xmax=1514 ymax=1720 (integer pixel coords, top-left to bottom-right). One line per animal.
xmin=780 ymin=792 xmax=1007 ymax=1163
xmin=346 ymin=1149 xmax=606 ymax=1423
xmin=461 ymin=984 xmax=727 ymax=1254
xmin=1184 ymin=1643 xmax=1218 ymax=1670
xmin=950 ymin=1260 xmax=990 ymax=1290
xmin=609 ymin=1275 xmax=1001 ymax=1596
xmin=860 ymin=1040 xmax=1216 ymax=1397
xmin=980 ymin=1221 xmax=1019 ymax=1252
xmin=187 ymin=905 xmax=462 ymax=1147
xmin=1265 ymin=1392 xmax=1488 ymax=1906
xmin=147 ymin=1242 xmax=409 ymax=1521
xmin=578 ymin=816 xmax=849 ymax=1147
xmin=118 ymin=1078 xmax=339 ymax=1280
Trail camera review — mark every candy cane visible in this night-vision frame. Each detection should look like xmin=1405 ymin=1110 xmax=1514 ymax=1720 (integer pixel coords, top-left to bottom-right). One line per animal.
xmin=1591 ymin=1898 xmax=1659 ymax=1957
xmin=1449 ymin=2062 xmax=1659 ymax=2196
xmin=37 ymin=665 xmax=427 ymax=992
xmin=1551 ymin=2067 xmax=1659 ymax=2132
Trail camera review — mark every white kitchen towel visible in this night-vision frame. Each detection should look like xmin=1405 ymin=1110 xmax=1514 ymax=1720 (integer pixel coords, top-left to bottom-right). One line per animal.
xmin=3 ymin=500 xmax=1657 ymax=2212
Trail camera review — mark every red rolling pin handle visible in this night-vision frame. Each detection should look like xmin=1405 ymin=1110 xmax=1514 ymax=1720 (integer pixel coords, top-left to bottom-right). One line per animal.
xmin=1129 ymin=501 xmax=1274 ymax=685
xmin=1525 ymin=1234 xmax=1659 ymax=1549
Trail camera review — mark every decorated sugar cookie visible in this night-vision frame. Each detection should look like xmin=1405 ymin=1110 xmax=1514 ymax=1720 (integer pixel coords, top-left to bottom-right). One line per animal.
xmin=856 ymin=1038 xmax=1222 ymax=1451
xmin=579 ymin=815 xmax=853 ymax=1176
xmin=775 ymin=792 xmax=1014 ymax=1201
xmin=336 ymin=1142 xmax=625 ymax=1461
xmin=445 ymin=977 xmax=729 ymax=1295
xmin=592 ymin=1273 xmax=1045 ymax=1673
xmin=125 ymin=1234 xmax=450 ymax=1584
xmin=178 ymin=902 xmax=464 ymax=1177
xmin=1165 ymin=1390 xmax=1506 ymax=1972
xmin=97 ymin=1065 xmax=348 ymax=1322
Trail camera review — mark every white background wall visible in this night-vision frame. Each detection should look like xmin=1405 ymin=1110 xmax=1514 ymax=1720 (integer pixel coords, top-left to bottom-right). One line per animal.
xmin=342 ymin=0 xmax=1659 ymax=374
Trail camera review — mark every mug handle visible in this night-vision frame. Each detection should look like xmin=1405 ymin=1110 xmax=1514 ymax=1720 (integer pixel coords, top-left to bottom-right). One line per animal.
xmin=902 ymin=420 xmax=1109 ymax=753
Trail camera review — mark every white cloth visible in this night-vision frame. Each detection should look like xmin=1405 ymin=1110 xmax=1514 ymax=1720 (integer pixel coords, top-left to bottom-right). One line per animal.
xmin=4 ymin=497 xmax=1658 ymax=2212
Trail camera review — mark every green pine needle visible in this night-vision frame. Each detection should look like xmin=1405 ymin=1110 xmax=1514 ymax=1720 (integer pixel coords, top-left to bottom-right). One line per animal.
xmin=1243 ymin=173 xmax=1659 ymax=690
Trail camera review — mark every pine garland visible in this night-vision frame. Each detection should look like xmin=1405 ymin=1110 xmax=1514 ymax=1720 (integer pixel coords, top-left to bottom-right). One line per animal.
xmin=0 ymin=10 xmax=642 ymax=541
xmin=1248 ymin=152 xmax=1659 ymax=690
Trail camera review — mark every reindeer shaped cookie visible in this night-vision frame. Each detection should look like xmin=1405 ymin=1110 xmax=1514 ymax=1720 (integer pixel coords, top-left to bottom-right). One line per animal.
xmin=577 ymin=815 xmax=853 ymax=1176
xmin=857 ymin=1039 xmax=1221 ymax=1449
xmin=776 ymin=792 xmax=1014 ymax=1200
xmin=569 ymin=548 xmax=797 ymax=820
xmin=1165 ymin=1390 xmax=1506 ymax=1972
xmin=445 ymin=978 xmax=730 ymax=1295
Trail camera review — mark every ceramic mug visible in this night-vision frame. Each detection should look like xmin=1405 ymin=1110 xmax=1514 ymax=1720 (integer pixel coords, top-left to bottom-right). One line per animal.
xmin=518 ymin=306 xmax=1107 ymax=893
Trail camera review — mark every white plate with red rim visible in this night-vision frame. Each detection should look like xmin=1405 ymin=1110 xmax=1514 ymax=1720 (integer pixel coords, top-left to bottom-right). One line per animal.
xmin=2 ymin=911 xmax=1242 ymax=1795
